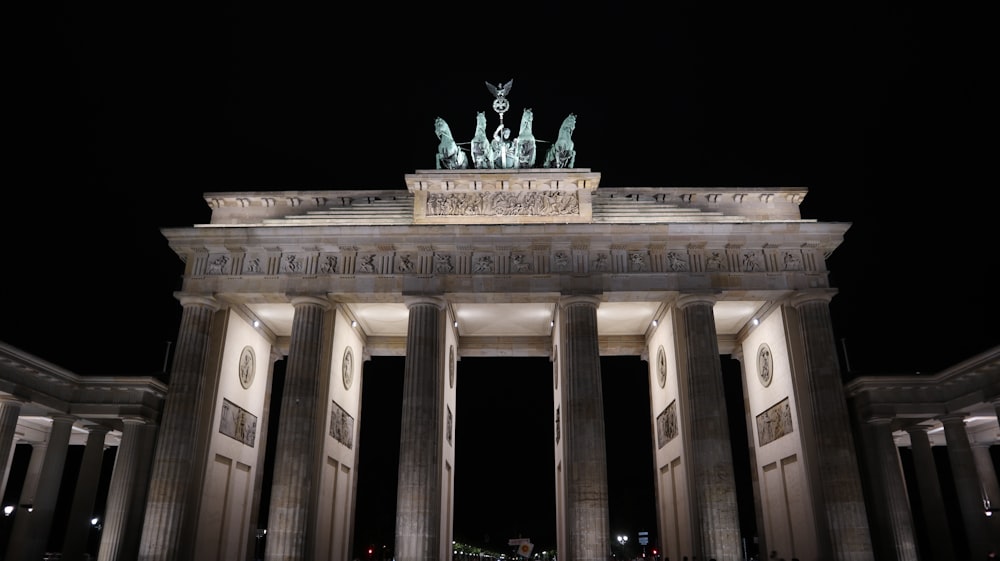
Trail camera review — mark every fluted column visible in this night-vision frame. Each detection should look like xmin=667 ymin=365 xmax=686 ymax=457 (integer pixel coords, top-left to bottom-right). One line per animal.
xmin=5 ymin=414 xmax=75 ymax=561
xmin=676 ymin=293 xmax=741 ymax=560
xmin=395 ymin=295 xmax=446 ymax=561
xmin=62 ymin=425 xmax=110 ymax=561
xmin=790 ymin=293 xmax=873 ymax=560
xmin=940 ymin=413 xmax=991 ymax=560
xmin=731 ymin=347 xmax=769 ymax=559
xmin=904 ymin=426 xmax=954 ymax=561
xmin=971 ymin=442 xmax=1000 ymax=556
xmin=99 ymin=417 xmax=157 ymax=561
xmin=265 ymin=295 xmax=331 ymax=561
xmin=0 ymin=396 xmax=23 ymax=500
xmin=864 ymin=416 xmax=917 ymax=561
xmin=139 ymin=295 xmax=220 ymax=561
xmin=558 ymin=295 xmax=610 ymax=561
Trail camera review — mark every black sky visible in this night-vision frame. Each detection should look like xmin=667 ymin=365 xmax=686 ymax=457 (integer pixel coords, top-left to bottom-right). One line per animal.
xmin=4 ymin=1 xmax=997 ymax=558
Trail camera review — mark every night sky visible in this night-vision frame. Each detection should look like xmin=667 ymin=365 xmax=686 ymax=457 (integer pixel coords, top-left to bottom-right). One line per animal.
xmin=4 ymin=1 xmax=996 ymax=558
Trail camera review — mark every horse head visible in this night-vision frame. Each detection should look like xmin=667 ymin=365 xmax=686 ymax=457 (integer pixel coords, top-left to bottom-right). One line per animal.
xmin=519 ymin=108 xmax=534 ymax=135
xmin=475 ymin=111 xmax=488 ymax=134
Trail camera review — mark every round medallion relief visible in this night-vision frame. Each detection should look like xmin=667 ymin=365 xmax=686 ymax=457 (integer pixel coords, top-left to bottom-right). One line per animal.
xmin=757 ymin=343 xmax=773 ymax=387
xmin=238 ymin=346 xmax=255 ymax=389
xmin=656 ymin=346 xmax=667 ymax=388
xmin=342 ymin=346 xmax=354 ymax=390
xmin=449 ymin=345 xmax=455 ymax=388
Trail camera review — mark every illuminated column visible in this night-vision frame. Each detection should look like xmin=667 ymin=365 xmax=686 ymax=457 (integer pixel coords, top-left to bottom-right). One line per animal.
xmin=5 ymin=414 xmax=75 ymax=561
xmin=940 ymin=413 xmax=990 ymax=560
xmin=558 ymin=295 xmax=610 ymax=561
xmin=62 ymin=425 xmax=110 ymax=561
xmin=790 ymin=293 xmax=873 ymax=559
xmin=0 ymin=396 xmax=23 ymax=500
xmin=139 ymin=295 xmax=220 ymax=561
xmin=864 ymin=416 xmax=917 ymax=560
xmin=904 ymin=426 xmax=955 ymax=561
xmin=971 ymin=442 xmax=1000 ymax=555
xmin=730 ymin=347 xmax=769 ymax=560
xmin=395 ymin=295 xmax=446 ymax=561
xmin=99 ymin=417 xmax=157 ymax=561
xmin=265 ymin=295 xmax=331 ymax=561
xmin=675 ymin=293 xmax=741 ymax=560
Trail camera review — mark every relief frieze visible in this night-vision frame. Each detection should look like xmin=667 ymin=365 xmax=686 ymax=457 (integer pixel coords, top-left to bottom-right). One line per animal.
xmin=426 ymin=190 xmax=580 ymax=217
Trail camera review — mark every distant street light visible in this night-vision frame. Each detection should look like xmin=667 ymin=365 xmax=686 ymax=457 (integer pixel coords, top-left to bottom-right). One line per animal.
xmin=617 ymin=534 xmax=629 ymax=559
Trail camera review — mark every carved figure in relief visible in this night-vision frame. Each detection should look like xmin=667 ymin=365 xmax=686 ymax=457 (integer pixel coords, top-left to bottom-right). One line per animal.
xmin=282 ymin=255 xmax=302 ymax=273
xmin=358 ymin=255 xmax=376 ymax=273
xmin=667 ymin=251 xmax=689 ymax=271
xmin=783 ymin=251 xmax=802 ymax=270
xmin=207 ymin=255 xmax=229 ymax=274
xmin=592 ymin=253 xmax=609 ymax=271
xmin=512 ymin=254 xmax=531 ymax=272
xmin=397 ymin=254 xmax=414 ymax=273
xmin=553 ymin=252 xmax=570 ymax=270
xmin=741 ymin=251 xmax=761 ymax=272
xmin=244 ymin=257 xmax=262 ymax=274
xmin=434 ymin=117 xmax=468 ymax=170
xmin=434 ymin=254 xmax=454 ymax=273
xmin=320 ymin=255 xmax=338 ymax=274
xmin=706 ymin=251 xmax=725 ymax=271
xmin=544 ymin=113 xmax=577 ymax=168
xmin=473 ymin=255 xmax=494 ymax=273
xmin=629 ymin=252 xmax=647 ymax=271
xmin=470 ymin=111 xmax=494 ymax=169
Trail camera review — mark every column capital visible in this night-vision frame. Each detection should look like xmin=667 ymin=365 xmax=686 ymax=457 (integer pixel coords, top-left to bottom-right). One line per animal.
xmin=403 ymin=294 xmax=447 ymax=309
xmin=558 ymin=294 xmax=602 ymax=308
xmin=938 ymin=412 xmax=968 ymax=425
xmin=675 ymin=292 xmax=718 ymax=308
xmin=904 ymin=424 xmax=932 ymax=436
xmin=865 ymin=414 xmax=895 ymax=426
xmin=176 ymin=293 xmax=222 ymax=311
xmin=0 ymin=394 xmax=25 ymax=406
xmin=289 ymin=295 xmax=332 ymax=310
xmin=50 ymin=414 xmax=76 ymax=425
xmin=788 ymin=289 xmax=838 ymax=308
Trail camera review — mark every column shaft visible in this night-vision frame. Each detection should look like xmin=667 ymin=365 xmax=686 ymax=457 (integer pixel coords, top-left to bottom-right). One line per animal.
xmin=793 ymin=296 xmax=873 ymax=560
xmin=940 ymin=414 xmax=991 ymax=560
xmin=676 ymin=295 xmax=741 ymax=560
xmin=395 ymin=297 xmax=446 ymax=561
xmin=62 ymin=426 xmax=110 ymax=561
xmin=865 ymin=418 xmax=917 ymax=561
xmin=0 ymin=397 xmax=23 ymax=500
xmin=265 ymin=296 xmax=330 ymax=561
xmin=971 ymin=443 xmax=1000 ymax=556
xmin=559 ymin=295 xmax=610 ymax=561
xmin=5 ymin=414 xmax=75 ymax=561
xmin=99 ymin=419 xmax=157 ymax=561
xmin=139 ymin=296 xmax=219 ymax=561
xmin=904 ymin=427 xmax=955 ymax=561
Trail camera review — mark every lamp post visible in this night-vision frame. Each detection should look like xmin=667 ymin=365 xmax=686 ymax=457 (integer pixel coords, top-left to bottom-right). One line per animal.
xmin=617 ymin=534 xmax=629 ymax=560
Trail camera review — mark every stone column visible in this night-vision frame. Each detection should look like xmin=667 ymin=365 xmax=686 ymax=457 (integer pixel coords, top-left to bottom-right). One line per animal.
xmin=940 ymin=413 xmax=991 ymax=560
xmin=265 ymin=295 xmax=331 ymax=561
xmin=730 ymin=347 xmax=769 ymax=559
xmin=558 ymin=295 xmax=610 ymax=561
xmin=971 ymin=442 xmax=1000 ymax=556
xmin=675 ymin=293 xmax=741 ymax=560
xmin=5 ymin=414 xmax=75 ymax=561
xmin=62 ymin=425 xmax=110 ymax=561
xmin=0 ymin=396 xmax=23 ymax=500
xmin=139 ymin=295 xmax=220 ymax=561
xmin=99 ymin=417 xmax=157 ymax=561
xmin=864 ymin=416 xmax=917 ymax=561
xmin=904 ymin=426 xmax=954 ymax=561
xmin=395 ymin=295 xmax=446 ymax=561
xmin=790 ymin=293 xmax=873 ymax=560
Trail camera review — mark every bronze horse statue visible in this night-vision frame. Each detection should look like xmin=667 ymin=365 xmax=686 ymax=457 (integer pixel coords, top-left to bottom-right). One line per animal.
xmin=470 ymin=111 xmax=494 ymax=169
xmin=434 ymin=117 xmax=468 ymax=170
xmin=544 ymin=113 xmax=577 ymax=168
xmin=513 ymin=108 xmax=536 ymax=169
